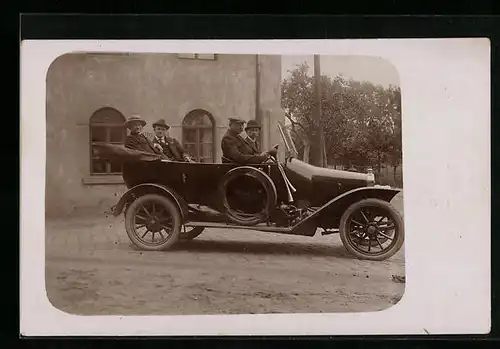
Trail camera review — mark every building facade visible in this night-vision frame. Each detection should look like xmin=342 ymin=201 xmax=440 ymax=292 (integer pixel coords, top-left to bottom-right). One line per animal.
xmin=46 ymin=52 xmax=284 ymax=217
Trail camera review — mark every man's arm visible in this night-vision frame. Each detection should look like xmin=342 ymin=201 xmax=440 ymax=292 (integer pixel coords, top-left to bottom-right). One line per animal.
xmin=150 ymin=137 xmax=164 ymax=153
xmin=173 ymin=139 xmax=187 ymax=156
xmin=222 ymin=137 xmax=269 ymax=164
xmin=169 ymin=138 xmax=194 ymax=161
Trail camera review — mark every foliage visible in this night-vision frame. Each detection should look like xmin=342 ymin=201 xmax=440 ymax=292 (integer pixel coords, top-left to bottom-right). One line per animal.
xmin=281 ymin=62 xmax=402 ymax=174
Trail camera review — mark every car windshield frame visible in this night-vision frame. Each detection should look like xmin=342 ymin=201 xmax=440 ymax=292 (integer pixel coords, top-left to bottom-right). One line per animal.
xmin=277 ymin=121 xmax=299 ymax=158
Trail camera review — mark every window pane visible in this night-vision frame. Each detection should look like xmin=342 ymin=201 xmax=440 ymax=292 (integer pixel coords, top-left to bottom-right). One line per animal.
xmin=184 ymin=144 xmax=198 ymax=159
xmin=90 ymin=108 xmax=125 ymax=124
xmin=199 ymin=128 xmax=213 ymax=143
xmin=183 ymin=129 xmax=197 ymax=143
xmin=91 ymin=159 xmax=108 ymax=174
xmin=91 ymin=127 xmax=107 ymax=142
xmin=200 ymin=143 xmax=213 ymax=160
xmin=110 ymin=126 xmax=126 ymax=143
xmin=183 ymin=112 xmax=213 ymax=127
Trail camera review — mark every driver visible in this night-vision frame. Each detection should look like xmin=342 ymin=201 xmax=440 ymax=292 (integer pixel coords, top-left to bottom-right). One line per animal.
xmin=221 ymin=117 xmax=277 ymax=164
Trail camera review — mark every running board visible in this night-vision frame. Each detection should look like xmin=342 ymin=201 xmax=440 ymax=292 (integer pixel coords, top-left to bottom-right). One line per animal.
xmin=184 ymin=221 xmax=294 ymax=234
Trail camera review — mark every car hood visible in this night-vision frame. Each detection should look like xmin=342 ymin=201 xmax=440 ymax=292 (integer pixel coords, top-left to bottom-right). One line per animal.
xmin=285 ymin=158 xmax=372 ymax=182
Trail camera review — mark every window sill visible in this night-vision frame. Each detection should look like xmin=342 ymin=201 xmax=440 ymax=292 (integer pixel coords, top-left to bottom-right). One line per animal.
xmin=82 ymin=175 xmax=125 ymax=185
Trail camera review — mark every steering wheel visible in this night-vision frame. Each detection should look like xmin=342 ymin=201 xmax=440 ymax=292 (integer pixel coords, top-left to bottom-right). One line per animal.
xmin=264 ymin=156 xmax=276 ymax=164
xmin=269 ymin=144 xmax=279 ymax=159
xmin=262 ymin=144 xmax=280 ymax=163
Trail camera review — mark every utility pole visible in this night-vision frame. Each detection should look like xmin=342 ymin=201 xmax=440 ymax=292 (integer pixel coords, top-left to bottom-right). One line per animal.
xmin=313 ymin=54 xmax=325 ymax=167
xmin=255 ymin=55 xmax=262 ymax=150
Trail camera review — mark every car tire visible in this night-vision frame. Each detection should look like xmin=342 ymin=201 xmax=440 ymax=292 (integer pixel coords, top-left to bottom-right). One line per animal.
xmin=219 ymin=166 xmax=277 ymax=226
xmin=125 ymin=193 xmax=182 ymax=251
xmin=180 ymin=226 xmax=205 ymax=240
xmin=339 ymin=198 xmax=404 ymax=261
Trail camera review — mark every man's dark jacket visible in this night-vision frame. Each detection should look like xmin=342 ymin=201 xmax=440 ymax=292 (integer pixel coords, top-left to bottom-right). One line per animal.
xmin=221 ymin=129 xmax=268 ymax=164
xmin=124 ymin=133 xmax=159 ymax=154
xmin=245 ymin=136 xmax=260 ymax=154
xmin=153 ymin=136 xmax=188 ymax=162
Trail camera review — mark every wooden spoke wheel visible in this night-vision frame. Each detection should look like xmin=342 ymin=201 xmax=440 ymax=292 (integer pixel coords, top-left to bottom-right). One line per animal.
xmin=125 ymin=194 xmax=182 ymax=251
xmin=339 ymin=198 xmax=404 ymax=261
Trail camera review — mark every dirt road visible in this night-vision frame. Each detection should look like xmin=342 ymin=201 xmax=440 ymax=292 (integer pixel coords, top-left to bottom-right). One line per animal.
xmin=45 ymin=194 xmax=405 ymax=316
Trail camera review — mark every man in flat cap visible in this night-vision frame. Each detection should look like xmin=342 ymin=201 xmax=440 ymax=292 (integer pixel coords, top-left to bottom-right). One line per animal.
xmin=151 ymin=119 xmax=192 ymax=162
xmin=221 ymin=117 xmax=277 ymax=164
xmin=124 ymin=115 xmax=163 ymax=154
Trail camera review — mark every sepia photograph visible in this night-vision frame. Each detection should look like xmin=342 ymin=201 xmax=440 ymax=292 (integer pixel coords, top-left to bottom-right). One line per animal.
xmin=20 ymin=38 xmax=490 ymax=336
xmin=44 ymin=51 xmax=405 ymax=316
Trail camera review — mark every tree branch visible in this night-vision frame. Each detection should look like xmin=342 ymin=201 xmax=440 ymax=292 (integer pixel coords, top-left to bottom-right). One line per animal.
xmin=284 ymin=113 xmax=307 ymax=132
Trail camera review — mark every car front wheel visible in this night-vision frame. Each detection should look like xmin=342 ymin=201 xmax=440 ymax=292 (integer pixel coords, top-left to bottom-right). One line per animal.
xmin=124 ymin=193 xmax=182 ymax=251
xmin=339 ymin=198 xmax=404 ymax=261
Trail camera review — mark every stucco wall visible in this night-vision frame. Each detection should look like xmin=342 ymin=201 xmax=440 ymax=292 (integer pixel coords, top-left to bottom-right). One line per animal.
xmin=257 ymin=55 xmax=285 ymax=158
xmin=45 ymin=53 xmax=283 ymax=217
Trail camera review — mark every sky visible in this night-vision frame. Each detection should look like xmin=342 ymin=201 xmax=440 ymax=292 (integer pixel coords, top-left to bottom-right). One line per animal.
xmin=281 ymin=55 xmax=400 ymax=88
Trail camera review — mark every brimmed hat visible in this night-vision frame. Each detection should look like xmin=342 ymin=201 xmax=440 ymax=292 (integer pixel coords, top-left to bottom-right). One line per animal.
xmin=245 ymin=119 xmax=261 ymax=130
xmin=124 ymin=115 xmax=146 ymax=128
xmin=228 ymin=117 xmax=246 ymax=124
xmin=152 ymin=119 xmax=170 ymax=130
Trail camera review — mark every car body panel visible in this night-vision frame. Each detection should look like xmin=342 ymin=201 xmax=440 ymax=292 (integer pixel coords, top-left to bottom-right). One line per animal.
xmin=121 ymin=160 xmax=289 ymax=211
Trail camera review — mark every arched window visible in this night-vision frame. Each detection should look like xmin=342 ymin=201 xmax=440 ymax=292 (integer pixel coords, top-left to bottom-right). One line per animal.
xmin=89 ymin=107 xmax=126 ymax=175
xmin=182 ymin=110 xmax=216 ymax=163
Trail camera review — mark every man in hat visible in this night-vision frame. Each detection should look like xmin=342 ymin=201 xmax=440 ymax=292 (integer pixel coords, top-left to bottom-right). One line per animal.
xmin=244 ymin=119 xmax=261 ymax=154
xmin=124 ymin=115 xmax=163 ymax=154
xmin=221 ymin=117 xmax=277 ymax=164
xmin=151 ymin=119 xmax=192 ymax=162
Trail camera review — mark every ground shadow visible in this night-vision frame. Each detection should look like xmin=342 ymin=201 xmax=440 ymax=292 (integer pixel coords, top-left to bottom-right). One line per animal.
xmin=138 ymin=239 xmax=359 ymax=260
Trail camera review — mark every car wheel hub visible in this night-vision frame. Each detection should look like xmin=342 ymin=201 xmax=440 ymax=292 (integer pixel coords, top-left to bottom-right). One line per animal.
xmin=366 ymin=224 xmax=377 ymax=236
xmin=146 ymin=216 xmax=162 ymax=232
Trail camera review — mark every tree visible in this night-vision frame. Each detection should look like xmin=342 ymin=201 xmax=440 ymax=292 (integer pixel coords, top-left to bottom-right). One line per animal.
xmin=281 ymin=63 xmax=402 ymax=180
xmin=385 ymin=86 xmax=403 ymax=184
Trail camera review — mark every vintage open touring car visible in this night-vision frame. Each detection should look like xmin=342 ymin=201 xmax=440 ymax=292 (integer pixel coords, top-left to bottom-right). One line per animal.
xmin=93 ymin=122 xmax=404 ymax=261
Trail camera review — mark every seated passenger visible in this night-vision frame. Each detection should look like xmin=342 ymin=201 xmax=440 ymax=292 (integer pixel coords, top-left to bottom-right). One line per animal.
xmin=244 ymin=119 xmax=261 ymax=154
xmin=151 ymin=119 xmax=193 ymax=162
xmin=221 ymin=117 xmax=277 ymax=164
xmin=124 ymin=115 xmax=163 ymax=155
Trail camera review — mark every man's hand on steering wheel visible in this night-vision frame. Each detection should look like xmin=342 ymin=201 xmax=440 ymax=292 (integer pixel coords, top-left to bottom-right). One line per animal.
xmin=259 ymin=144 xmax=279 ymax=163
xmin=263 ymin=155 xmax=275 ymax=163
xmin=267 ymin=147 xmax=278 ymax=158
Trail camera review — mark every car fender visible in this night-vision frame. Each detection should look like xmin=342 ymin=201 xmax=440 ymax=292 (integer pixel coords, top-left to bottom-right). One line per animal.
xmin=112 ymin=183 xmax=189 ymax=220
xmin=293 ymin=186 xmax=402 ymax=229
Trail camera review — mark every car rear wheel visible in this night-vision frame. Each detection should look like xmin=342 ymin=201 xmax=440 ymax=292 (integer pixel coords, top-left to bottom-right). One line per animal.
xmin=125 ymin=194 xmax=182 ymax=251
xmin=339 ymin=198 xmax=404 ymax=261
xmin=180 ymin=226 xmax=205 ymax=240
